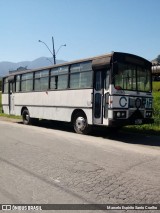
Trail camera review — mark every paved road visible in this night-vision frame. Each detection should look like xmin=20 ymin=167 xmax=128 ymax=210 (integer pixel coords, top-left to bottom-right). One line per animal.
xmin=0 ymin=120 xmax=160 ymax=212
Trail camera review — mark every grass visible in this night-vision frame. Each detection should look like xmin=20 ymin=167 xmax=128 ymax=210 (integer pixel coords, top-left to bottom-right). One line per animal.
xmin=123 ymin=87 xmax=160 ymax=135
xmin=0 ymin=92 xmax=1 ymax=107
xmin=152 ymin=81 xmax=160 ymax=91
xmin=0 ymin=82 xmax=160 ymax=135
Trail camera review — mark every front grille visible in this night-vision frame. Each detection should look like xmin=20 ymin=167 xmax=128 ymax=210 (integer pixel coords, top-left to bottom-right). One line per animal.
xmin=129 ymin=109 xmax=144 ymax=120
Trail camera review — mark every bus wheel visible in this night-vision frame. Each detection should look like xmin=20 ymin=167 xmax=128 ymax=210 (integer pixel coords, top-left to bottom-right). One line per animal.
xmin=22 ymin=109 xmax=31 ymax=125
xmin=73 ymin=112 xmax=90 ymax=134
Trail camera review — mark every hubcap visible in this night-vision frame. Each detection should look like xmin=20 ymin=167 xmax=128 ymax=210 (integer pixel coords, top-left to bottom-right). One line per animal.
xmin=76 ymin=117 xmax=86 ymax=131
xmin=26 ymin=114 xmax=29 ymax=121
xmin=23 ymin=113 xmax=29 ymax=122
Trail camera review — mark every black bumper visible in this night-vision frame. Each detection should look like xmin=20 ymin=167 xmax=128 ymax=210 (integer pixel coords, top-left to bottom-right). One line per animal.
xmin=109 ymin=118 xmax=154 ymax=127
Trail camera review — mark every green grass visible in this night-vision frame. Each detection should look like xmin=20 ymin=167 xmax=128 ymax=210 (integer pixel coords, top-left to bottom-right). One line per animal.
xmin=0 ymin=112 xmax=21 ymax=119
xmin=124 ymin=83 xmax=160 ymax=135
xmin=152 ymin=81 xmax=160 ymax=91
xmin=0 ymin=91 xmax=2 ymax=113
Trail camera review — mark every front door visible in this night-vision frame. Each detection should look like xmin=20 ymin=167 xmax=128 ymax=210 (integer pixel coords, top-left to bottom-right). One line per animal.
xmin=93 ymin=70 xmax=110 ymax=124
xmin=93 ymin=70 xmax=104 ymax=124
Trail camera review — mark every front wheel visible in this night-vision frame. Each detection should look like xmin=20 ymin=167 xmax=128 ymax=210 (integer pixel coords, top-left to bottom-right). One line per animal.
xmin=22 ymin=109 xmax=31 ymax=125
xmin=73 ymin=112 xmax=91 ymax=134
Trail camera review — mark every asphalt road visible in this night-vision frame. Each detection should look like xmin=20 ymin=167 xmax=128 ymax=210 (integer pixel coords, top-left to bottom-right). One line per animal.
xmin=0 ymin=120 xmax=160 ymax=212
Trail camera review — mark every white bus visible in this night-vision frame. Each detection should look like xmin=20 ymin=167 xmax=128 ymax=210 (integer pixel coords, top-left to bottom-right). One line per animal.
xmin=2 ymin=52 xmax=154 ymax=134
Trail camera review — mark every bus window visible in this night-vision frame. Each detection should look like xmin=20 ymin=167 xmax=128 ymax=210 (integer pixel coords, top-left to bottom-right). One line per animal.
xmin=95 ymin=71 xmax=101 ymax=91
xmin=58 ymin=75 xmax=68 ymax=89
xmin=114 ymin=64 xmax=136 ymax=91
xmin=50 ymin=66 xmax=68 ymax=90
xmin=34 ymin=70 xmax=49 ymax=91
xmin=70 ymin=62 xmax=92 ymax=89
xmin=50 ymin=76 xmax=58 ymax=89
xmin=16 ymin=75 xmax=21 ymax=92
xmin=3 ymin=78 xmax=9 ymax=93
xmin=21 ymin=73 xmax=33 ymax=92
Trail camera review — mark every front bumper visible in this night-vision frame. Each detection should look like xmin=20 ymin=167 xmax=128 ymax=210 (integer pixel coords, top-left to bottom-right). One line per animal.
xmin=109 ymin=118 xmax=154 ymax=127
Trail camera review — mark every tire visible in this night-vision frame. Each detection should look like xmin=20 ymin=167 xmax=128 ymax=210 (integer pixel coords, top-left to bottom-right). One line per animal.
xmin=73 ymin=112 xmax=91 ymax=134
xmin=22 ymin=109 xmax=31 ymax=125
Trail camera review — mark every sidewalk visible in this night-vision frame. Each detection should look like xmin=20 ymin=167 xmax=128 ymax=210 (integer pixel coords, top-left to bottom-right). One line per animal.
xmin=0 ymin=116 xmax=22 ymax=123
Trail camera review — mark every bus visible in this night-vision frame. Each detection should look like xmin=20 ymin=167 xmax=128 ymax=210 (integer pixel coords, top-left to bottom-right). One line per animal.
xmin=152 ymin=64 xmax=160 ymax=81
xmin=2 ymin=52 xmax=154 ymax=134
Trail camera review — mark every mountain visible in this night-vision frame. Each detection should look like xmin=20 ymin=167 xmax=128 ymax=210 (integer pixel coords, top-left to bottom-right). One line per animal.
xmin=0 ymin=57 xmax=66 ymax=77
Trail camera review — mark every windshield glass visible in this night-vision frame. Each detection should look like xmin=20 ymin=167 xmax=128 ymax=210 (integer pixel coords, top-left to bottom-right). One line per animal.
xmin=114 ymin=63 xmax=151 ymax=92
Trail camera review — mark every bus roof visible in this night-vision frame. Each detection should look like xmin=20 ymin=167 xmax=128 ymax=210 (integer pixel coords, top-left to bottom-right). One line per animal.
xmin=3 ymin=52 xmax=151 ymax=77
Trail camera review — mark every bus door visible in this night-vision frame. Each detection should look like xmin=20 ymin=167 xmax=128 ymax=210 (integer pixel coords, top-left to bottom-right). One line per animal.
xmin=93 ymin=70 xmax=104 ymax=124
xmin=103 ymin=70 xmax=110 ymax=119
xmin=9 ymin=81 xmax=15 ymax=115
xmin=93 ymin=70 xmax=110 ymax=124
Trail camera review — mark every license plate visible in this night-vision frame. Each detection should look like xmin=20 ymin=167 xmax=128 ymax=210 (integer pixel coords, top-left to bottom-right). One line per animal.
xmin=135 ymin=119 xmax=142 ymax=125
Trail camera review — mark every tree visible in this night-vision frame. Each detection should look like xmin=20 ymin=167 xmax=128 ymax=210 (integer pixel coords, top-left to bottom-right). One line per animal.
xmin=156 ymin=55 xmax=160 ymax=64
xmin=0 ymin=79 xmax=2 ymax=91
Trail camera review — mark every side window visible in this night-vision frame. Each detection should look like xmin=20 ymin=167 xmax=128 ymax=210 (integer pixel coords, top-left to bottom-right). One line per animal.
xmin=70 ymin=61 xmax=93 ymax=89
xmin=21 ymin=73 xmax=33 ymax=92
xmin=50 ymin=66 xmax=68 ymax=90
xmin=50 ymin=67 xmax=58 ymax=89
xmin=70 ymin=64 xmax=80 ymax=89
xmin=16 ymin=75 xmax=21 ymax=92
xmin=34 ymin=72 xmax=41 ymax=91
xmin=3 ymin=77 xmax=9 ymax=93
xmin=57 ymin=66 xmax=68 ymax=89
xmin=58 ymin=75 xmax=68 ymax=89
xmin=34 ymin=70 xmax=49 ymax=91
xmin=79 ymin=61 xmax=93 ymax=88
xmin=95 ymin=71 xmax=101 ymax=91
xmin=12 ymin=81 xmax=16 ymax=93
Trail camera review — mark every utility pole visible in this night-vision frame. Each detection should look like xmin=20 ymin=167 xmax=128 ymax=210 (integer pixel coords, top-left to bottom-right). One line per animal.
xmin=39 ymin=36 xmax=66 ymax=65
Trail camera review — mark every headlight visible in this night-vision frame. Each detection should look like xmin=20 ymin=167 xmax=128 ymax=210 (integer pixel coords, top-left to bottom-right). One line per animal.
xmin=146 ymin=111 xmax=152 ymax=118
xmin=117 ymin=112 xmax=121 ymax=117
xmin=114 ymin=111 xmax=126 ymax=119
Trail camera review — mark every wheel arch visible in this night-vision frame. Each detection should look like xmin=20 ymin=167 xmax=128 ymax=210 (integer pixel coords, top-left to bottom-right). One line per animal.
xmin=21 ymin=106 xmax=28 ymax=115
xmin=71 ymin=109 xmax=87 ymax=123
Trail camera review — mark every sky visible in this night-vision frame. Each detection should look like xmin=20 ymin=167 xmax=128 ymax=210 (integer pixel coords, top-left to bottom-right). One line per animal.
xmin=0 ymin=0 xmax=160 ymax=63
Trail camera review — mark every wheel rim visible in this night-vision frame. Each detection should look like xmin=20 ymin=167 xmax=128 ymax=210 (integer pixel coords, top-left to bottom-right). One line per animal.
xmin=75 ymin=116 xmax=86 ymax=131
xmin=23 ymin=112 xmax=29 ymax=122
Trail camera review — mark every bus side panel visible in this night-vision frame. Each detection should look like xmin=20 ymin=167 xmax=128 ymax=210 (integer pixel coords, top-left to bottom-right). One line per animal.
xmin=2 ymin=94 xmax=9 ymax=114
xmin=13 ymin=89 xmax=93 ymax=124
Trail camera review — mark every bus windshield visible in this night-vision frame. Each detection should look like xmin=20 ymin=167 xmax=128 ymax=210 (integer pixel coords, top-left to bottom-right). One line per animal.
xmin=114 ymin=63 xmax=151 ymax=92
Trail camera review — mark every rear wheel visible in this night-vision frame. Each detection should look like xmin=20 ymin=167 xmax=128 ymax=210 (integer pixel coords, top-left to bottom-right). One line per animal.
xmin=22 ymin=109 xmax=31 ymax=125
xmin=73 ymin=112 xmax=90 ymax=134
